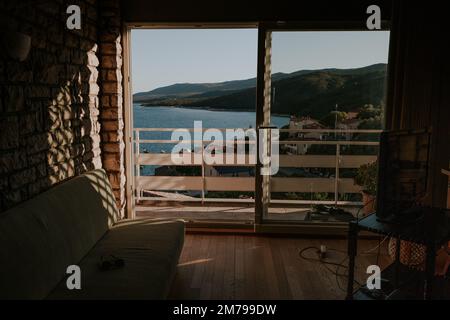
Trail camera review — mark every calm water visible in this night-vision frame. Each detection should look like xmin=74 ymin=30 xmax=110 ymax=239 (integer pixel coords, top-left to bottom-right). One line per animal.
xmin=133 ymin=105 xmax=289 ymax=129
xmin=133 ymin=104 xmax=289 ymax=175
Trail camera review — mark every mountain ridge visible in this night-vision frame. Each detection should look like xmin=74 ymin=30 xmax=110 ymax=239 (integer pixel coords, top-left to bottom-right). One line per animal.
xmin=133 ymin=63 xmax=387 ymax=119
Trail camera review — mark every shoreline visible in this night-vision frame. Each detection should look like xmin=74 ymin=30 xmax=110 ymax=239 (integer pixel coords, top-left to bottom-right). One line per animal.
xmin=134 ymin=103 xmax=291 ymax=118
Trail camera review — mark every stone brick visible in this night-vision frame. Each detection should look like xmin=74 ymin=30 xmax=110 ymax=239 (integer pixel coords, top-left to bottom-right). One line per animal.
xmin=101 ymin=69 xmax=121 ymax=82
xmin=100 ymin=108 xmax=119 ymax=120
xmin=9 ymin=167 xmax=36 ymax=189
xmin=89 ymin=83 xmax=100 ymax=95
xmin=28 ymin=178 xmax=50 ymax=197
xmin=85 ymin=65 xmax=99 ymax=84
xmin=26 ymin=133 xmax=50 ymax=154
xmin=101 ymin=131 xmax=123 ymax=143
xmin=103 ymin=153 xmax=120 ymax=171
xmin=0 ymin=61 xmax=4 ymax=82
xmin=38 ymin=65 xmax=61 ymax=85
xmin=6 ymin=63 xmax=33 ymax=83
xmin=4 ymin=86 xmax=25 ymax=112
xmin=1 ymin=0 xmax=124 ymax=214
xmin=102 ymin=82 xmax=122 ymax=94
xmin=85 ymin=23 xmax=98 ymax=41
xmin=70 ymin=143 xmax=86 ymax=158
xmin=71 ymin=49 xmax=85 ymax=65
xmin=19 ymin=112 xmax=37 ymax=135
xmin=98 ymin=0 xmax=126 ymax=217
xmin=0 ymin=117 xmax=19 ymax=149
xmin=91 ymin=133 xmax=101 ymax=147
xmin=87 ymin=51 xmax=100 ymax=67
xmin=47 ymin=146 xmax=71 ymax=165
xmin=37 ymin=0 xmax=59 ymax=15
xmin=101 ymin=120 xmax=121 ymax=131
xmin=108 ymin=171 xmax=122 ymax=189
xmin=58 ymin=161 xmax=75 ymax=179
xmin=101 ymin=96 xmax=110 ymax=107
xmin=99 ymin=32 xmax=121 ymax=43
xmin=27 ymin=85 xmax=51 ymax=98
xmin=88 ymin=95 xmax=99 ymax=108
xmin=66 ymin=33 xmax=80 ymax=48
xmin=0 ymin=151 xmax=27 ymax=174
xmin=109 ymin=94 xmax=122 ymax=107
xmin=101 ymin=55 xmax=122 ymax=69
xmin=100 ymin=42 xmax=121 ymax=55
xmin=82 ymin=150 xmax=94 ymax=162
xmin=28 ymin=152 xmax=46 ymax=166
xmin=0 ymin=176 xmax=8 ymax=191
xmin=35 ymin=163 xmax=47 ymax=178
xmin=87 ymin=4 xmax=98 ymax=20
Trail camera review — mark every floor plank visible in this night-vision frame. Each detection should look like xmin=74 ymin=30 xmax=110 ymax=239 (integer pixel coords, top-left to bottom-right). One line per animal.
xmin=169 ymin=234 xmax=389 ymax=300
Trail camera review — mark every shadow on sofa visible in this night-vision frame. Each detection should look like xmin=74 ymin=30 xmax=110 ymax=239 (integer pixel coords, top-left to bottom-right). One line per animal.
xmin=0 ymin=169 xmax=185 ymax=300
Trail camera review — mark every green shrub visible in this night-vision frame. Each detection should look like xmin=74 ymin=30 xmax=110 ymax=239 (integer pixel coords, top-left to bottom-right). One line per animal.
xmin=354 ymin=161 xmax=378 ymax=195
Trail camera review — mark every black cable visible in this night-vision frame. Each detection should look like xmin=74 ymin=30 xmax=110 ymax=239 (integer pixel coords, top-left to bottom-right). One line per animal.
xmin=298 ymin=194 xmax=388 ymax=295
xmin=376 ymin=236 xmax=382 ymax=266
xmin=298 ymin=238 xmax=390 ymax=294
xmin=298 ymin=247 xmax=362 ymax=293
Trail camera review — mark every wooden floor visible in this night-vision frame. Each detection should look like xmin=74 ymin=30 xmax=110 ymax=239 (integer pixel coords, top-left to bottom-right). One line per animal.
xmin=169 ymin=234 xmax=389 ymax=300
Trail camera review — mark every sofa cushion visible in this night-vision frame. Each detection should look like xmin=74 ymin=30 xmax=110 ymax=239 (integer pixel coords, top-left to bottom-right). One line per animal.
xmin=0 ymin=169 xmax=119 ymax=299
xmin=47 ymin=219 xmax=185 ymax=300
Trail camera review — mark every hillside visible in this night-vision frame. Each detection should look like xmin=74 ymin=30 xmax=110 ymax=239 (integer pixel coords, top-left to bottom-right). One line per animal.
xmin=133 ymin=71 xmax=305 ymax=102
xmin=134 ymin=64 xmax=387 ymax=118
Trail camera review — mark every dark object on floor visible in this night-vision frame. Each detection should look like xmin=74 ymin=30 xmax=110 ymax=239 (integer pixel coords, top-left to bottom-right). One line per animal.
xmin=99 ymin=255 xmax=125 ymax=271
xmin=310 ymin=205 xmax=355 ymax=222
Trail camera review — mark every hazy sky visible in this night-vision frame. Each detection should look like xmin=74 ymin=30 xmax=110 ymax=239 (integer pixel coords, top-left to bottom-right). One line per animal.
xmin=131 ymin=29 xmax=390 ymax=93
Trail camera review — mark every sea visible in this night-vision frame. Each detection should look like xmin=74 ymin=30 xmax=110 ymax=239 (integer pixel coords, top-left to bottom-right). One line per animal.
xmin=133 ymin=104 xmax=290 ymax=175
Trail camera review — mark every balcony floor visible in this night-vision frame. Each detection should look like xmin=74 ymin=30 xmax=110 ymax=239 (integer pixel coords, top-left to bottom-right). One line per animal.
xmin=135 ymin=203 xmax=362 ymax=222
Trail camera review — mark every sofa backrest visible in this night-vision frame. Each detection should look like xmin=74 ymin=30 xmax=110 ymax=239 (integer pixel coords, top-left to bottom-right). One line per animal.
xmin=0 ymin=169 xmax=119 ymax=299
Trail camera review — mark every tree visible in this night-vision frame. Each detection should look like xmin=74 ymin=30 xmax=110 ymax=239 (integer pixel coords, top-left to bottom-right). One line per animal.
xmin=358 ymin=104 xmax=382 ymax=120
xmin=320 ymin=111 xmax=347 ymax=128
xmin=358 ymin=116 xmax=382 ymax=130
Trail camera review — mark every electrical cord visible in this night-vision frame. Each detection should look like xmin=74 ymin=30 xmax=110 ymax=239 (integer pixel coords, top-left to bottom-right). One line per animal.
xmin=298 ymin=236 xmax=389 ymax=294
xmin=298 ymin=246 xmax=361 ymax=293
xmin=298 ymin=200 xmax=387 ymax=294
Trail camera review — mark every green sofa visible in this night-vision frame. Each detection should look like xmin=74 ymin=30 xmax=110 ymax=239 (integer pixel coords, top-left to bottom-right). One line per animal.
xmin=0 ymin=169 xmax=185 ymax=299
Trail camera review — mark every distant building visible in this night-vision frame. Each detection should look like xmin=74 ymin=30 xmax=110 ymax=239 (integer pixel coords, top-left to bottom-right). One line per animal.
xmin=286 ymin=116 xmax=326 ymax=155
xmin=336 ymin=114 xmax=361 ymax=140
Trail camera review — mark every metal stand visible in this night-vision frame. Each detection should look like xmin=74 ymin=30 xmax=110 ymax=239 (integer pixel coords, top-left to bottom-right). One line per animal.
xmin=346 ymin=209 xmax=449 ymax=300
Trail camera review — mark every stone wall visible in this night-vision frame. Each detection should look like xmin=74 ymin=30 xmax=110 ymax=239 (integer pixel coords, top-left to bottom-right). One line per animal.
xmin=0 ymin=0 xmax=125 ymax=213
xmin=98 ymin=0 xmax=126 ymax=218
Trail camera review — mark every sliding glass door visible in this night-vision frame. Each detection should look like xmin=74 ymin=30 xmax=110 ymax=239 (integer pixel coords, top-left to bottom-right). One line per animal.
xmin=255 ymin=24 xmax=390 ymax=228
xmin=126 ymin=23 xmax=390 ymax=231
xmin=129 ymin=26 xmax=261 ymax=224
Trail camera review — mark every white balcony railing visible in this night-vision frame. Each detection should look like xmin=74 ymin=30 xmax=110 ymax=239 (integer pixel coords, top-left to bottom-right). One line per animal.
xmin=133 ymin=128 xmax=381 ymax=206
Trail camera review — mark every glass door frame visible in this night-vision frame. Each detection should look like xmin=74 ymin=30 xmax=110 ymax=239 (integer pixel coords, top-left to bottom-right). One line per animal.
xmin=123 ymin=23 xmax=260 ymax=227
xmin=254 ymin=21 xmax=391 ymax=233
xmin=123 ymin=21 xmax=392 ymax=234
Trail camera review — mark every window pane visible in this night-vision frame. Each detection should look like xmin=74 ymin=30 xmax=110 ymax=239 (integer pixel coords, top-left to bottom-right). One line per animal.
xmin=266 ymin=31 xmax=390 ymax=222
